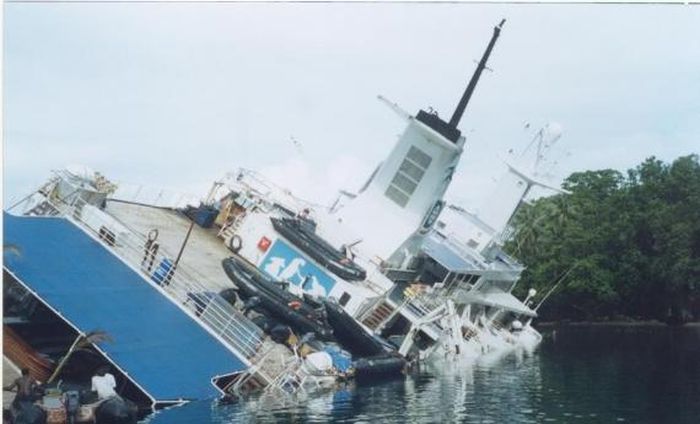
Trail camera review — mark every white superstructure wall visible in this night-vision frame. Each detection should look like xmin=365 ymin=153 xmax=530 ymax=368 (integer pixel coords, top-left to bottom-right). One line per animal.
xmin=329 ymin=117 xmax=465 ymax=263
xmin=475 ymin=170 xmax=530 ymax=238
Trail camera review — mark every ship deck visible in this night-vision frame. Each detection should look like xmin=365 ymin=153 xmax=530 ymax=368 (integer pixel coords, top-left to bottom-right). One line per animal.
xmin=3 ymin=212 xmax=249 ymax=405
xmin=102 ymin=201 xmax=294 ymax=385
xmin=104 ymin=201 xmax=236 ymax=292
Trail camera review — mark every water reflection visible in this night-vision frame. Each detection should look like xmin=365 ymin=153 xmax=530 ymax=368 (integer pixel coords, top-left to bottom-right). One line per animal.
xmin=144 ymin=326 xmax=700 ymax=423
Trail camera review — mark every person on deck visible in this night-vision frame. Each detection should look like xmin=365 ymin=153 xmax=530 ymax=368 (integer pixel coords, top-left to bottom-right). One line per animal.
xmin=91 ymin=366 xmax=118 ymax=400
xmin=3 ymin=368 xmax=40 ymax=405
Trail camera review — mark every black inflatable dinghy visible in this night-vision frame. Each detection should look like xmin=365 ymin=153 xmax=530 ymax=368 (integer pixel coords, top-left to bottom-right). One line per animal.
xmin=322 ymin=298 xmax=389 ymax=357
xmin=352 ymin=354 xmax=406 ymax=380
xmin=270 ymin=217 xmax=366 ymax=281
xmin=221 ymin=256 xmax=334 ymax=341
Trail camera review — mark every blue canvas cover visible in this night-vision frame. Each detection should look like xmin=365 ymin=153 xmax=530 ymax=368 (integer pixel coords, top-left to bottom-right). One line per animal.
xmin=323 ymin=345 xmax=353 ymax=373
xmin=3 ymin=212 xmax=247 ymax=403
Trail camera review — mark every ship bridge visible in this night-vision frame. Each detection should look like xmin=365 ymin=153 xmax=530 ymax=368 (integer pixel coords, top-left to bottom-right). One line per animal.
xmin=3 ymin=212 xmax=249 ymax=406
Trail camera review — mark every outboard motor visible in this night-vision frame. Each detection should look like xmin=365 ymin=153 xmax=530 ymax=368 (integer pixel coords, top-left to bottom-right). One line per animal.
xmin=242 ymin=296 xmax=261 ymax=315
xmin=270 ymin=325 xmax=292 ymax=344
xmin=219 ymin=288 xmax=238 ymax=307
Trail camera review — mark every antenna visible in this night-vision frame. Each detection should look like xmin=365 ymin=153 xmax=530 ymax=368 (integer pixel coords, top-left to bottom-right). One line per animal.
xmin=449 ymin=19 xmax=506 ymax=128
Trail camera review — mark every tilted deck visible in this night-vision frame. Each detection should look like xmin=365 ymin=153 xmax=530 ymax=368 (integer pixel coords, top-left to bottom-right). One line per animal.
xmin=3 ymin=212 xmax=248 ymax=406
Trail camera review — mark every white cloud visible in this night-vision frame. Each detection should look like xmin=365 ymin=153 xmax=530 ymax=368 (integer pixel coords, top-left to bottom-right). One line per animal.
xmin=3 ymin=4 xmax=699 ymax=208
xmin=258 ymin=153 xmax=374 ymax=208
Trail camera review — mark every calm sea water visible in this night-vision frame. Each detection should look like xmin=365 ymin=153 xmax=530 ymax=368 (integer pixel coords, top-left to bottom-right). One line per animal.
xmin=143 ymin=325 xmax=700 ymax=423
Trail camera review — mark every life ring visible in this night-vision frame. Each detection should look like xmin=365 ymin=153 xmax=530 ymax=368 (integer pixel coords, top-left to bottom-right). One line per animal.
xmin=148 ymin=229 xmax=159 ymax=242
xmin=229 ymin=235 xmax=243 ymax=253
xmin=288 ymin=300 xmax=302 ymax=310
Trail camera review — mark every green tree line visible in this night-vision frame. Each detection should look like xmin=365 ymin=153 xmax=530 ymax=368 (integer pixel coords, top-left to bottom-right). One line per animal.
xmin=507 ymin=155 xmax=700 ymax=324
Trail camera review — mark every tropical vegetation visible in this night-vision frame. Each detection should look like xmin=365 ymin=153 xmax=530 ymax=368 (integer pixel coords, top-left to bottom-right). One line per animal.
xmin=507 ymin=155 xmax=700 ymax=324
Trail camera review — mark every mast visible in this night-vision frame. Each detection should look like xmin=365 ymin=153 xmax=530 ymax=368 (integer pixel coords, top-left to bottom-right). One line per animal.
xmin=415 ymin=19 xmax=506 ymax=143
xmin=449 ymin=19 xmax=506 ymax=128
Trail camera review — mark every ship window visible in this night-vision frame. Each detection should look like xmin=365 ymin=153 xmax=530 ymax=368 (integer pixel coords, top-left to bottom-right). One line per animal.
xmin=385 ymin=145 xmax=433 ymax=208
xmin=339 ymin=292 xmax=351 ymax=307
xmin=399 ymin=159 xmax=425 ymax=181
xmin=407 ymin=146 xmax=432 ymax=169
xmin=385 ymin=186 xmax=409 ymax=207
xmin=391 ymin=173 xmax=418 ymax=195
xmin=98 ymin=226 xmax=116 ymax=247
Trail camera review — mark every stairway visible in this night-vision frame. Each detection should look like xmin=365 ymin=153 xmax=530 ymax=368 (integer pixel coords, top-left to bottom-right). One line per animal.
xmin=362 ymin=301 xmax=395 ymax=331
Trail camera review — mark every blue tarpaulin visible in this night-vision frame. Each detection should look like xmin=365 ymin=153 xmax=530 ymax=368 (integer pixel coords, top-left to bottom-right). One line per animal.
xmin=323 ymin=345 xmax=353 ymax=373
xmin=3 ymin=212 xmax=247 ymax=404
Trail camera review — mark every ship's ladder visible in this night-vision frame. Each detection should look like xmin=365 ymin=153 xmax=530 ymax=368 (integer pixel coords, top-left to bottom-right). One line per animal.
xmin=361 ymin=300 xmax=396 ymax=332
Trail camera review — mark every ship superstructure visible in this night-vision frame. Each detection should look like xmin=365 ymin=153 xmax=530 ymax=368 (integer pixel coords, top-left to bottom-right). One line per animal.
xmin=203 ymin=20 xmax=566 ymax=365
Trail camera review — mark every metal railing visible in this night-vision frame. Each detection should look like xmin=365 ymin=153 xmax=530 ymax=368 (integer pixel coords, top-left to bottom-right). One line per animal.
xmin=44 ymin=195 xmax=265 ymax=360
xmin=379 ymin=285 xmax=444 ymax=339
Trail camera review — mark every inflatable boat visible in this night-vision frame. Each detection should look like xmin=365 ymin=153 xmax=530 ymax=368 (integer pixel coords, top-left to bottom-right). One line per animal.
xmin=270 ymin=217 xmax=367 ymax=282
xmin=221 ymin=256 xmax=335 ymax=341
xmin=352 ymin=354 xmax=407 ymax=380
xmin=321 ymin=299 xmax=389 ymax=357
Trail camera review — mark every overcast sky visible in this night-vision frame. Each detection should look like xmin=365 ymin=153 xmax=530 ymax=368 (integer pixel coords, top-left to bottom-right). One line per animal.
xmin=4 ymin=3 xmax=699 ymax=210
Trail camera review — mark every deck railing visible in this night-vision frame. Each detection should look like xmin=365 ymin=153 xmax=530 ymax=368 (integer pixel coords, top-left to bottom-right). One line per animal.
xmin=36 ymin=195 xmax=265 ymax=361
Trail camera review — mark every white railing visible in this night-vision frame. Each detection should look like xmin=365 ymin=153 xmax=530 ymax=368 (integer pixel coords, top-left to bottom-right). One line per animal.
xmin=400 ymin=301 xmax=443 ymax=340
xmin=381 ymin=287 xmax=443 ymax=339
xmin=43 ymin=195 xmax=265 ymax=360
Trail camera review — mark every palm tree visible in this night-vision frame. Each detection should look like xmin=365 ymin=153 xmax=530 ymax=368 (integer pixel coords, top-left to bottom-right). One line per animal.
xmin=47 ymin=330 xmax=112 ymax=384
xmin=548 ymin=195 xmax=577 ymax=232
xmin=512 ymin=203 xmax=545 ymax=256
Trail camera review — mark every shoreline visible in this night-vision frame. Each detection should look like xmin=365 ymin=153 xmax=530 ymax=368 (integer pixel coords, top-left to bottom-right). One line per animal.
xmin=535 ymin=320 xmax=700 ymax=328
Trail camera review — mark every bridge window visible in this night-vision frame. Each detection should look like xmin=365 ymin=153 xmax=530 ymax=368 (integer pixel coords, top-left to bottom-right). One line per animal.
xmin=406 ymin=145 xmax=432 ymax=169
xmin=385 ymin=145 xmax=432 ymax=208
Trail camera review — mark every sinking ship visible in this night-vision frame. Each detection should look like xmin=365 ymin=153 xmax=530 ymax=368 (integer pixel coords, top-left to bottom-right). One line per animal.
xmin=202 ymin=19 xmax=567 ymax=365
xmin=2 ymin=19 xmax=567 ymax=418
